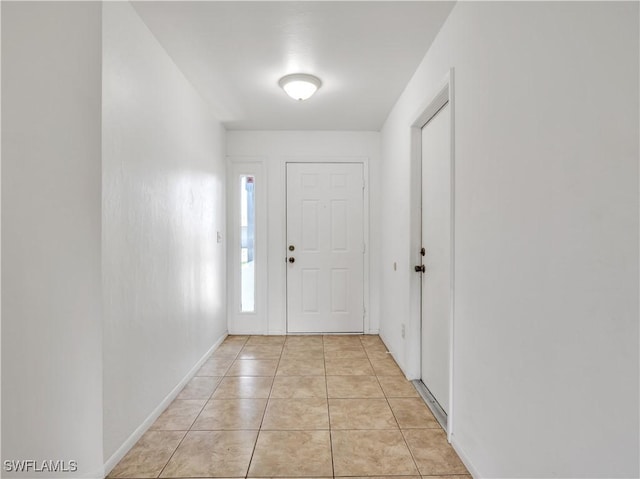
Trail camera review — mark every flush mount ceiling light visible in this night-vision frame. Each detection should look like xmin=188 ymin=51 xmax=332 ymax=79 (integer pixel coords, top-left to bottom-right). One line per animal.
xmin=278 ymin=73 xmax=322 ymax=101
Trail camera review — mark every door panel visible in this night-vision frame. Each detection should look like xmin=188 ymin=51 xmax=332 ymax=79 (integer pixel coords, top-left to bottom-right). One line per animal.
xmin=421 ymin=103 xmax=451 ymax=414
xmin=302 ymin=200 xmax=319 ymax=250
xmin=287 ymin=163 xmax=364 ymax=333
xmin=331 ymin=200 xmax=348 ymax=250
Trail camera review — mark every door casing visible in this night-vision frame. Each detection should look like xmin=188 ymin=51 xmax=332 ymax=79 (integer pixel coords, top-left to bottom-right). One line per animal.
xmin=227 ymin=158 xmax=268 ymax=334
xmin=408 ymin=69 xmax=455 ymax=440
xmin=227 ymin=156 xmax=372 ymax=336
xmin=420 ymin=101 xmax=451 ymax=418
xmin=284 ymin=158 xmax=371 ymax=335
xmin=285 ymin=162 xmax=365 ymax=333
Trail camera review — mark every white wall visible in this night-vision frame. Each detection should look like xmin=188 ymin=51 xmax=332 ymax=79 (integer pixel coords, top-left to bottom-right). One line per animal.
xmin=226 ymin=131 xmax=381 ymax=335
xmin=2 ymin=3 xmax=104 ymax=477
xmin=102 ymin=2 xmax=227 ymax=463
xmin=1 ymin=1 xmax=4 ymax=470
xmin=380 ymin=2 xmax=639 ymax=478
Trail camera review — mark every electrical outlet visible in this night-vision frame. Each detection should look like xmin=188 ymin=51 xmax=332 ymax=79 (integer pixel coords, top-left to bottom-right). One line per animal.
xmin=401 ymin=324 xmax=406 ymax=339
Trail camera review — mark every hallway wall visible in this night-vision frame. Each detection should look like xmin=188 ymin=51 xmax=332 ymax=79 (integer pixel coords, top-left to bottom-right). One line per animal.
xmin=2 ymin=3 xmax=104 ymax=477
xmin=102 ymin=2 xmax=227 ymax=464
xmin=226 ymin=131 xmax=381 ymax=335
xmin=379 ymin=2 xmax=639 ymax=477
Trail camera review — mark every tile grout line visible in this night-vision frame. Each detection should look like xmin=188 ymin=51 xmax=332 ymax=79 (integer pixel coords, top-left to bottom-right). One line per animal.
xmin=152 ymin=429 xmax=189 ymax=479
xmin=154 ymin=335 xmax=248 ymax=479
xmin=120 ymin=334 xmax=445 ymax=479
xmin=366 ymin=335 xmax=423 ymax=477
xmin=244 ymin=335 xmax=285 ymax=479
xmin=188 ymin=337 xmax=246 ymax=429
xmin=323 ymin=335 xmax=337 ymax=479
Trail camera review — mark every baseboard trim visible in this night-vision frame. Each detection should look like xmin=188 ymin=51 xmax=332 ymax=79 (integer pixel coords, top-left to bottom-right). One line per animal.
xmin=450 ymin=433 xmax=481 ymax=479
xmin=228 ymin=330 xmax=284 ymax=335
xmin=102 ymin=332 xmax=228 ymax=477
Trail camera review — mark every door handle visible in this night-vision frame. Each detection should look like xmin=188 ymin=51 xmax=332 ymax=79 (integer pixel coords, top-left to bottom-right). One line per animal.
xmin=414 ymin=264 xmax=425 ymax=273
xmin=289 ymin=257 xmax=295 ymax=263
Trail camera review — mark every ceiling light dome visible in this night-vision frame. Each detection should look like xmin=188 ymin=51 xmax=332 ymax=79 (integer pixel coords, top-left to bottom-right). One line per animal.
xmin=278 ymin=73 xmax=322 ymax=101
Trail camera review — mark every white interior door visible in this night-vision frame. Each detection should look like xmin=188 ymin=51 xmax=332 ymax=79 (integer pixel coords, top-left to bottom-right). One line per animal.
xmin=286 ymin=163 xmax=364 ymax=333
xmin=421 ymin=102 xmax=451 ymax=414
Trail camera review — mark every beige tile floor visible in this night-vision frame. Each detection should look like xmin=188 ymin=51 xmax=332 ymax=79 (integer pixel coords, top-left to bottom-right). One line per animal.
xmin=109 ymin=334 xmax=470 ymax=479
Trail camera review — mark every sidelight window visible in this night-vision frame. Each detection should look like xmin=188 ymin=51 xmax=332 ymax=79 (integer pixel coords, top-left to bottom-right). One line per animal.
xmin=240 ymin=175 xmax=255 ymax=312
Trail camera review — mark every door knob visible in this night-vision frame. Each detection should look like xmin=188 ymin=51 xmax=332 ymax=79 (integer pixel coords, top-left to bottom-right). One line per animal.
xmin=414 ymin=264 xmax=425 ymax=273
xmin=289 ymin=257 xmax=295 ymax=263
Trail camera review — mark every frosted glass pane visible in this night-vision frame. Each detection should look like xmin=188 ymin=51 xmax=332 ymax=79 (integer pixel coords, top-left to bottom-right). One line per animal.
xmin=240 ymin=175 xmax=255 ymax=312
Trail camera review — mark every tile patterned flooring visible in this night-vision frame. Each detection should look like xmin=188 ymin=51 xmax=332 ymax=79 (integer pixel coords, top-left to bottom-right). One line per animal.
xmin=109 ymin=334 xmax=470 ymax=478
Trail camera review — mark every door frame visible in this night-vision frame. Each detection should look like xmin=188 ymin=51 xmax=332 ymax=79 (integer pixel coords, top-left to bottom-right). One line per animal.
xmin=408 ymin=69 xmax=455 ymax=440
xmin=227 ymin=157 xmax=268 ymax=334
xmin=283 ymin=158 xmax=371 ymax=334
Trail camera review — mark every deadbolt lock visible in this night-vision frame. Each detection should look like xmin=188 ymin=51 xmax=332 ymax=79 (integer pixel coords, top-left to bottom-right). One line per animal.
xmin=289 ymin=245 xmax=295 ymax=251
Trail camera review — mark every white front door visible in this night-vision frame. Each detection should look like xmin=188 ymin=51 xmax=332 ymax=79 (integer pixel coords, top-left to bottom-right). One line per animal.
xmin=286 ymin=163 xmax=364 ymax=333
xmin=421 ymin=102 xmax=451 ymax=414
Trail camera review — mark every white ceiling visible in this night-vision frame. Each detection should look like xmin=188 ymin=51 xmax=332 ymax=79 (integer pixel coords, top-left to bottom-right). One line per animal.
xmin=132 ymin=1 xmax=455 ymax=131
